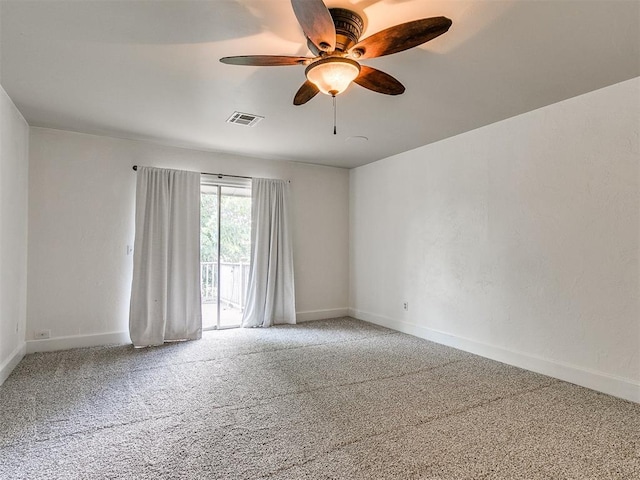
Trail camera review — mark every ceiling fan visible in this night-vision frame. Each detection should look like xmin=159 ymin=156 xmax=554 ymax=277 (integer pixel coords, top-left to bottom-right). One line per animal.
xmin=220 ymin=0 xmax=452 ymax=106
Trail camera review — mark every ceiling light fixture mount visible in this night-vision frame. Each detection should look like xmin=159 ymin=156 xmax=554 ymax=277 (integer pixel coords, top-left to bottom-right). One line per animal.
xmin=329 ymin=8 xmax=364 ymax=53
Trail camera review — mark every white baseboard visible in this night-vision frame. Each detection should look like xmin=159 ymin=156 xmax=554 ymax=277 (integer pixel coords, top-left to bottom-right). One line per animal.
xmin=26 ymin=331 xmax=131 ymax=354
xmin=296 ymin=308 xmax=350 ymax=323
xmin=23 ymin=313 xmax=351 ymax=353
xmin=349 ymin=308 xmax=640 ymax=404
xmin=0 ymin=342 xmax=26 ymax=386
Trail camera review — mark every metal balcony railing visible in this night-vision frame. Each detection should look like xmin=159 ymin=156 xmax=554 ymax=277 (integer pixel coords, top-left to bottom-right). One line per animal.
xmin=200 ymin=261 xmax=250 ymax=310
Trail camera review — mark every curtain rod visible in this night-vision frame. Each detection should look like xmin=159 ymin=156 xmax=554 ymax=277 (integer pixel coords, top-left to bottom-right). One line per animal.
xmin=132 ymin=165 xmax=252 ymax=180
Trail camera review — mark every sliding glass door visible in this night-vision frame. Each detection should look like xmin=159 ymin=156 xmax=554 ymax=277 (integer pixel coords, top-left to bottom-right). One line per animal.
xmin=201 ymin=182 xmax=251 ymax=329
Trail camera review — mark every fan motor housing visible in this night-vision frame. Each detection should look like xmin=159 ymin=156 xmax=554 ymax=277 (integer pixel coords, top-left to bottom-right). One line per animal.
xmin=329 ymin=8 xmax=364 ymax=52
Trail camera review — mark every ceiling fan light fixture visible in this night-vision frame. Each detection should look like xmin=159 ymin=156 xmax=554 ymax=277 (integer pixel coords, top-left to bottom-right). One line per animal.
xmin=220 ymin=1 xmax=453 ymax=106
xmin=305 ymin=57 xmax=360 ymax=96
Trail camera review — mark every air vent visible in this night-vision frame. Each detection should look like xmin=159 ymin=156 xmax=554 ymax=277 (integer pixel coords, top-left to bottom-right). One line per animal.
xmin=226 ymin=111 xmax=264 ymax=127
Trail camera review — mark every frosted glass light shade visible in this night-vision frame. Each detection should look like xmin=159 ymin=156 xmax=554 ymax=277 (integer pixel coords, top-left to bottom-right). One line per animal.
xmin=305 ymin=57 xmax=361 ymax=96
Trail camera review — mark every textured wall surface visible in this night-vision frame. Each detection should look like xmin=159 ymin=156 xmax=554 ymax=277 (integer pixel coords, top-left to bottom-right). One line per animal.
xmin=27 ymin=128 xmax=349 ymax=341
xmin=350 ymin=78 xmax=639 ymax=397
xmin=0 ymin=85 xmax=29 ymax=382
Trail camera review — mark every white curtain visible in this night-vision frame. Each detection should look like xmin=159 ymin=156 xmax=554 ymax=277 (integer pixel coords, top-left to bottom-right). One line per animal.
xmin=129 ymin=166 xmax=202 ymax=346
xmin=242 ymin=178 xmax=296 ymax=327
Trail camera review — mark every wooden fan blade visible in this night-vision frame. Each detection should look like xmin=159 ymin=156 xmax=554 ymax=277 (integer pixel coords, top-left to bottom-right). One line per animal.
xmin=293 ymin=80 xmax=320 ymax=105
xmin=291 ymin=0 xmax=336 ymax=52
xmin=306 ymin=37 xmax=321 ymax=56
xmin=354 ymin=66 xmax=405 ymax=95
xmin=351 ymin=17 xmax=452 ymax=59
xmin=220 ymin=55 xmax=311 ymax=66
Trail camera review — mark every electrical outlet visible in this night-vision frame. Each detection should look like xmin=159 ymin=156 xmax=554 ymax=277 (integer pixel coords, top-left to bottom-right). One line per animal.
xmin=403 ymin=302 xmax=409 ymax=311
xmin=34 ymin=329 xmax=51 ymax=340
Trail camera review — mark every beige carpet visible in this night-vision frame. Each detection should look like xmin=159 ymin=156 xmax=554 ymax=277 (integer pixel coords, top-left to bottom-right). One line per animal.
xmin=0 ymin=317 xmax=638 ymax=479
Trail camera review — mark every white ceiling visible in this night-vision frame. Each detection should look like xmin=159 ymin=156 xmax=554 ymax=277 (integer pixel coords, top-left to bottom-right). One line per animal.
xmin=1 ymin=0 xmax=638 ymax=168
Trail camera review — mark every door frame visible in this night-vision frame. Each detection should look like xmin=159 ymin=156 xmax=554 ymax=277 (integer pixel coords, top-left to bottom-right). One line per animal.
xmin=201 ymin=176 xmax=251 ymax=330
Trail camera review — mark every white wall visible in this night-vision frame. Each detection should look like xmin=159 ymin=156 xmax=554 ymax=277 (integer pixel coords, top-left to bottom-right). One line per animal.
xmin=27 ymin=128 xmax=349 ymax=350
xmin=0 ymin=85 xmax=29 ymax=385
xmin=350 ymin=78 xmax=640 ymax=402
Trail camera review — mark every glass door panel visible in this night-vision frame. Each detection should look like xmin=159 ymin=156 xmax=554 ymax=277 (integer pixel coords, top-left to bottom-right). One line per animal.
xmin=219 ymin=186 xmax=252 ymax=328
xmin=200 ymin=183 xmax=251 ymax=330
xmin=200 ymin=187 xmax=219 ymax=330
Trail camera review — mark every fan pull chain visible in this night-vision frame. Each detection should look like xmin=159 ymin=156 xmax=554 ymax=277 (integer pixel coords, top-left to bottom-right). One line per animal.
xmin=333 ymin=94 xmax=337 ymax=135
